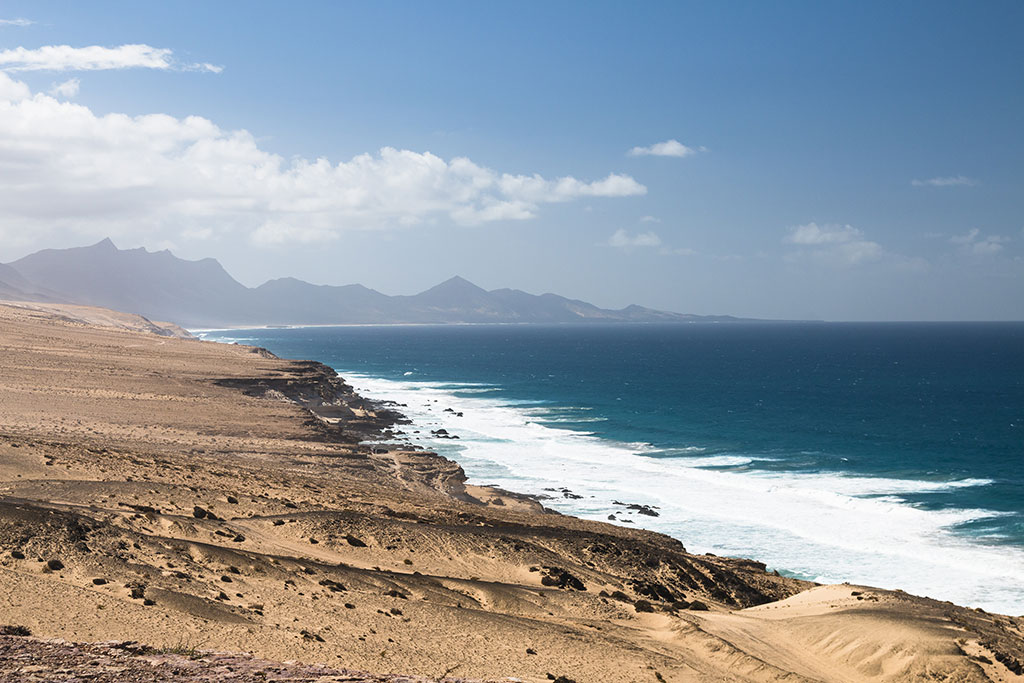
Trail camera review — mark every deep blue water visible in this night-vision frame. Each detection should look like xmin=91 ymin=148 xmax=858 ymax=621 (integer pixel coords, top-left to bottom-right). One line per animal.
xmin=202 ymin=322 xmax=1024 ymax=613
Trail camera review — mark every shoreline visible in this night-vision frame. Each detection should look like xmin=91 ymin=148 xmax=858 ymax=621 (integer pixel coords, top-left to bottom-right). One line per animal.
xmin=2 ymin=302 xmax=1022 ymax=681
xmin=287 ymin=361 xmax=1023 ymax=616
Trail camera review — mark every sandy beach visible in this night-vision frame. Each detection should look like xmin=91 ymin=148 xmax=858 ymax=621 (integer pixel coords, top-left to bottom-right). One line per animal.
xmin=1 ymin=301 xmax=1021 ymax=682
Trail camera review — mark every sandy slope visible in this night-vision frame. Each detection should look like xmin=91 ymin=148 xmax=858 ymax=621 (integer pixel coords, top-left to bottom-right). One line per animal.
xmin=0 ymin=302 xmax=1021 ymax=682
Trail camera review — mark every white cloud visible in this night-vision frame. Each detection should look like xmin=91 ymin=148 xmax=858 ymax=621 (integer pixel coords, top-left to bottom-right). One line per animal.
xmin=627 ymin=139 xmax=702 ymax=158
xmin=0 ymin=18 xmax=33 ymax=27
xmin=640 ymin=215 xmax=661 ymax=223
xmin=911 ymin=175 xmax=979 ymax=187
xmin=0 ymin=44 xmax=221 ymax=73
xmin=950 ymin=228 xmax=1008 ymax=255
xmin=0 ymin=71 xmax=646 ymax=245
xmin=48 ymin=78 xmax=79 ymax=98
xmin=607 ymin=229 xmax=662 ymax=248
xmin=784 ymin=222 xmax=885 ymax=265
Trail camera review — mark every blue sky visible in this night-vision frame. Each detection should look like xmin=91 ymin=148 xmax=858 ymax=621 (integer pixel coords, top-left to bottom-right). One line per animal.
xmin=0 ymin=1 xmax=1021 ymax=320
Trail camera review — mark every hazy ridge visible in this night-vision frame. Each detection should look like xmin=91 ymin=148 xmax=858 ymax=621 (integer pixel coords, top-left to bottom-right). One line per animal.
xmin=0 ymin=239 xmax=743 ymax=328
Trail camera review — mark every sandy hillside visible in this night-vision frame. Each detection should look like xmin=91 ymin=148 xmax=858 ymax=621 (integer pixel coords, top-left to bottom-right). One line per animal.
xmin=0 ymin=302 xmax=1021 ymax=682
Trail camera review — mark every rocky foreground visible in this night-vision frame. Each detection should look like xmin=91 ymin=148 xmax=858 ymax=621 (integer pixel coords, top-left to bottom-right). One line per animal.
xmin=0 ymin=303 xmax=1021 ymax=682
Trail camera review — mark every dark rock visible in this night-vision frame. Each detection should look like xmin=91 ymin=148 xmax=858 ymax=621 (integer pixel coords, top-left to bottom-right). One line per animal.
xmin=192 ymin=506 xmax=208 ymax=519
xmin=9 ymin=550 xmax=24 ymax=560
xmin=634 ymin=599 xmax=655 ymax=613
xmin=46 ymin=559 xmax=64 ymax=571
xmin=0 ymin=625 xmax=31 ymax=636
xmin=345 ymin=534 xmax=367 ymax=547
xmin=92 ymin=578 xmax=107 ymax=586
xmin=688 ymin=600 xmax=709 ymax=611
xmin=226 ymin=496 xmax=238 ymax=504
xmin=526 ymin=648 xmax=538 ymax=655
xmin=539 ymin=567 xmax=586 ymax=591
xmin=630 ymin=580 xmax=677 ymax=602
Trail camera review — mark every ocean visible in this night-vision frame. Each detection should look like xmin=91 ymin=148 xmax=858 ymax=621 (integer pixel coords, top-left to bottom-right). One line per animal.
xmin=199 ymin=322 xmax=1024 ymax=615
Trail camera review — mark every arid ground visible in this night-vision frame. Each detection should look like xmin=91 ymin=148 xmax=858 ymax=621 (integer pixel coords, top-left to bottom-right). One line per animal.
xmin=0 ymin=303 xmax=1021 ymax=682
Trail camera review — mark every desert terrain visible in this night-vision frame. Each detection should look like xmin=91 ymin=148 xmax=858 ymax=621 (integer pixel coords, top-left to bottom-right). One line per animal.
xmin=0 ymin=302 xmax=1021 ymax=682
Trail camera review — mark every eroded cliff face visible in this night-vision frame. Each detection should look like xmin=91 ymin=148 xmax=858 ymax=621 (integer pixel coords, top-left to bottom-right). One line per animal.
xmin=0 ymin=304 xmax=1021 ymax=683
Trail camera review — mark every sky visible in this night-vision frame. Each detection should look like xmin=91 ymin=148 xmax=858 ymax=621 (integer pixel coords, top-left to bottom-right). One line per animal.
xmin=0 ymin=1 xmax=1021 ymax=321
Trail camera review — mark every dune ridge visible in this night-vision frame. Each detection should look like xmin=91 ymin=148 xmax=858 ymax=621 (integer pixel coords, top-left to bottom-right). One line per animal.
xmin=0 ymin=302 xmax=1021 ymax=682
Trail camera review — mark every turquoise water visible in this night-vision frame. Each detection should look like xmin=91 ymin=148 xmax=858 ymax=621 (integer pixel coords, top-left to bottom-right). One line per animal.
xmin=201 ymin=323 xmax=1024 ymax=614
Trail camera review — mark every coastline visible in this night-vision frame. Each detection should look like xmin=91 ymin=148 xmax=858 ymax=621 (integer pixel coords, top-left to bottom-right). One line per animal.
xmin=201 ymin=324 xmax=1024 ymax=616
xmin=2 ymin=302 xmax=1022 ymax=681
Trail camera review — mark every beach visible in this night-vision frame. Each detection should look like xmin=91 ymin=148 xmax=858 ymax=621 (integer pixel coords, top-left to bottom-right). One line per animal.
xmin=1 ymin=302 xmax=1022 ymax=682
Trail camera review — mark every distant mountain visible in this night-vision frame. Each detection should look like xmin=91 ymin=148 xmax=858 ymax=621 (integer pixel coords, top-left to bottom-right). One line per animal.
xmin=1 ymin=239 xmax=747 ymax=328
xmin=0 ymin=262 xmax=63 ymax=302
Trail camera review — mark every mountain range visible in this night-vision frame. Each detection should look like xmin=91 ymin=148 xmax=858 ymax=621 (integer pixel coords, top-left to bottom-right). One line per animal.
xmin=0 ymin=239 xmax=743 ymax=328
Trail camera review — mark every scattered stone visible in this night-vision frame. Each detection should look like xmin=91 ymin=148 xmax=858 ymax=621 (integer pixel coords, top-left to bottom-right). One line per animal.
xmin=192 ymin=506 xmax=208 ymax=519
xmin=46 ymin=558 xmax=64 ymax=571
xmin=300 ymin=629 xmax=325 ymax=643
xmin=688 ymin=600 xmax=709 ymax=611
xmin=526 ymin=648 xmax=538 ymax=655
xmin=634 ymin=599 xmax=654 ymax=613
xmin=226 ymin=495 xmax=238 ymax=504
xmin=9 ymin=550 xmax=24 ymax=560
xmin=345 ymin=534 xmax=367 ymax=547
xmin=92 ymin=578 xmax=108 ymax=586
xmin=539 ymin=567 xmax=586 ymax=591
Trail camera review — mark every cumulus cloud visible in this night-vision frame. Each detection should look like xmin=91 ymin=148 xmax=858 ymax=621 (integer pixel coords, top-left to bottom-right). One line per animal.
xmin=950 ymin=228 xmax=1008 ymax=255
xmin=784 ymin=222 xmax=884 ymax=265
xmin=606 ymin=229 xmax=662 ymax=248
xmin=911 ymin=175 xmax=979 ymax=187
xmin=0 ymin=44 xmax=221 ymax=72
xmin=640 ymin=215 xmax=661 ymax=223
xmin=0 ymin=71 xmax=645 ymax=245
xmin=627 ymin=139 xmax=703 ymax=158
xmin=0 ymin=18 xmax=33 ymax=27
xmin=48 ymin=78 xmax=79 ymax=98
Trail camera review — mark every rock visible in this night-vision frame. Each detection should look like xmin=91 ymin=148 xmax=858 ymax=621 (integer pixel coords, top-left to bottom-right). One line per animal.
xmin=630 ymin=580 xmax=677 ymax=602
xmin=46 ymin=558 xmax=64 ymax=571
xmin=634 ymin=599 xmax=655 ymax=613
xmin=526 ymin=648 xmax=538 ymax=655
xmin=92 ymin=578 xmax=108 ymax=586
xmin=539 ymin=567 xmax=586 ymax=591
xmin=192 ymin=506 xmax=208 ymax=519
xmin=0 ymin=625 xmax=31 ymax=636
xmin=226 ymin=495 xmax=238 ymax=504
xmin=9 ymin=550 xmax=24 ymax=559
xmin=688 ymin=600 xmax=709 ymax=611
xmin=345 ymin=534 xmax=367 ymax=547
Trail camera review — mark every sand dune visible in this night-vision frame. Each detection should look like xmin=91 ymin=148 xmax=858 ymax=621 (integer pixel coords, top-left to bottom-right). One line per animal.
xmin=0 ymin=302 xmax=1020 ymax=682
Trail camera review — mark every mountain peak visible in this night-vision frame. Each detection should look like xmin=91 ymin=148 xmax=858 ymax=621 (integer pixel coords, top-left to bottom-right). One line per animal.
xmin=426 ymin=275 xmax=487 ymax=293
xmin=91 ymin=237 xmax=117 ymax=250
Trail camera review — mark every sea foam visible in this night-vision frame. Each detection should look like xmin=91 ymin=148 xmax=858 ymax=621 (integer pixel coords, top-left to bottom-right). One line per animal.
xmin=344 ymin=370 xmax=1024 ymax=615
